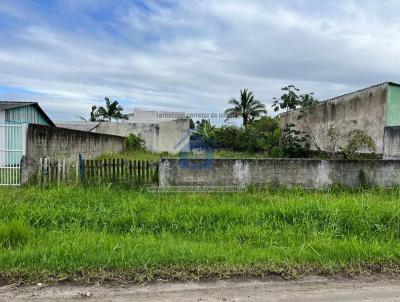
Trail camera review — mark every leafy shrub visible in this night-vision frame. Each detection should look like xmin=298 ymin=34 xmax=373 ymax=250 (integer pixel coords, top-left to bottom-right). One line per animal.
xmin=125 ymin=133 xmax=145 ymax=151
xmin=192 ymin=117 xmax=281 ymax=155
xmin=342 ymin=129 xmax=377 ymax=159
xmin=280 ymin=124 xmax=309 ymax=158
xmin=0 ymin=220 xmax=32 ymax=249
xmin=269 ymin=146 xmax=280 ymax=158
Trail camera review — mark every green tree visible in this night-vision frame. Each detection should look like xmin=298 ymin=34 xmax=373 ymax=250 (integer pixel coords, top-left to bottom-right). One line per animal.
xmin=280 ymin=123 xmax=309 ymax=158
xmin=272 ymin=85 xmax=318 ymax=117
xmin=272 ymin=85 xmax=318 ymax=158
xmin=97 ymin=97 xmax=128 ymax=122
xmin=79 ymin=105 xmax=101 ymax=122
xmin=192 ymin=120 xmax=216 ymax=144
xmin=224 ymin=89 xmax=267 ymax=127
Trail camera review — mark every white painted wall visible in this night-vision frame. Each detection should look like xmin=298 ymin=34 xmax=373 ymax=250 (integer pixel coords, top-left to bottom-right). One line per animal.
xmin=124 ymin=108 xmax=186 ymax=124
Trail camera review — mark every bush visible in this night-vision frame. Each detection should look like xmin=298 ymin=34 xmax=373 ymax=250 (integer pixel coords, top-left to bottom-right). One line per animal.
xmin=342 ymin=129 xmax=377 ymax=159
xmin=280 ymin=124 xmax=309 ymax=158
xmin=193 ymin=117 xmax=281 ymax=155
xmin=125 ymin=133 xmax=145 ymax=151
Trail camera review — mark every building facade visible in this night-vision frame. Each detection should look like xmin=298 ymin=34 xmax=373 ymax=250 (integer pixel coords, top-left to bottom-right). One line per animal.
xmin=279 ymin=82 xmax=400 ymax=154
xmin=0 ymin=102 xmax=54 ymax=125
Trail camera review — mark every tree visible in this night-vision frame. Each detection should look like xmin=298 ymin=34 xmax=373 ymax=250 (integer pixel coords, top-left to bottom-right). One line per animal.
xmin=272 ymin=85 xmax=318 ymax=158
xmin=192 ymin=119 xmax=216 ymax=145
xmin=79 ymin=105 xmax=101 ymax=122
xmin=97 ymin=97 xmax=128 ymax=122
xmin=224 ymin=89 xmax=267 ymax=127
xmin=280 ymin=123 xmax=309 ymax=158
xmin=272 ymin=85 xmax=318 ymax=117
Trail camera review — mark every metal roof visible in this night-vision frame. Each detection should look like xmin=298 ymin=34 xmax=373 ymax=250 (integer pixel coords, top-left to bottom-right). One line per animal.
xmin=0 ymin=101 xmax=55 ymax=126
xmin=0 ymin=101 xmax=36 ymax=111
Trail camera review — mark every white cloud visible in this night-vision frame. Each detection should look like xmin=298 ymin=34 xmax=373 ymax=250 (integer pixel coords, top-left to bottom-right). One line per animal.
xmin=0 ymin=0 xmax=399 ymax=120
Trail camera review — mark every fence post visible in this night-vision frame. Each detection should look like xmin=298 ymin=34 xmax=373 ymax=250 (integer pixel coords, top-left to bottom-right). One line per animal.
xmin=38 ymin=157 xmax=43 ymax=185
xmin=20 ymin=156 xmax=29 ymax=186
xmin=48 ymin=157 xmax=52 ymax=183
xmin=62 ymin=159 xmax=66 ymax=183
xmin=43 ymin=157 xmax=48 ymax=185
xmin=79 ymin=154 xmax=84 ymax=183
xmin=57 ymin=160 xmax=61 ymax=185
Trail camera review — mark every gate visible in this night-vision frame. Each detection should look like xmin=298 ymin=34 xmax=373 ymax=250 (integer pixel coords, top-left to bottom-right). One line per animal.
xmin=0 ymin=123 xmax=27 ymax=186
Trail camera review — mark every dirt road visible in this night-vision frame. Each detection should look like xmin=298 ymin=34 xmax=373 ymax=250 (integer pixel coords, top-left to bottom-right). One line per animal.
xmin=1 ymin=276 xmax=400 ymax=301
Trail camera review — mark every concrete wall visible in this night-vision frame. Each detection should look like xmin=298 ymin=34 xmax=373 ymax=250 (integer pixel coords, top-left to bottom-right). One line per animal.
xmin=56 ymin=119 xmax=190 ymax=153
xmin=383 ymin=126 xmax=400 ymax=159
xmin=95 ymin=120 xmax=189 ymax=153
xmin=159 ymin=158 xmax=400 ymax=189
xmin=26 ymin=124 xmax=125 ymax=162
xmin=280 ymin=83 xmax=389 ymax=153
xmin=55 ymin=122 xmax=99 ymax=132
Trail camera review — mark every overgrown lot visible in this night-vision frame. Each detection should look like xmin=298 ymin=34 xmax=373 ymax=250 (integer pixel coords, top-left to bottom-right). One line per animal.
xmin=1 ymin=186 xmax=400 ymax=283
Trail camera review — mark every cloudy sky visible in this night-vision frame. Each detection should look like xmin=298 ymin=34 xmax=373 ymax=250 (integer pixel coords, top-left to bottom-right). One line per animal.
xmin=0 ymin=0 xmax=399 ymax=121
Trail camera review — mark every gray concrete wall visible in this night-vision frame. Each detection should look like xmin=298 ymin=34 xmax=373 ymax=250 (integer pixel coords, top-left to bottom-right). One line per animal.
xmin=55 ymin=122 xmax=99 ymax=132
xmin=26 ymin=124 xmax=125 ymax=162
xmin=280 ymin=84 xmax=388 ymax=153
xmin=95 ymin=122 xmax=159 ymax=151
xmin=56 ymin=119 xmax=190 ymax=153
xmin=383 ymin=126 xmax=400 ymax=159
xmin=157 ymin=119 xmax=190 ymax=153
xmin=159 ymin=158 xmax=400 ymax=189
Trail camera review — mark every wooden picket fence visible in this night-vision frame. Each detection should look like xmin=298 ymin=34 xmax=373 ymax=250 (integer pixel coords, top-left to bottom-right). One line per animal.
xmin=37 ymin=157 xmax=159 ymax=185
xmin=80 ymin=158 xmax=158 ymax=184
xmin=38 ymin=158 xmax=70 ymax=185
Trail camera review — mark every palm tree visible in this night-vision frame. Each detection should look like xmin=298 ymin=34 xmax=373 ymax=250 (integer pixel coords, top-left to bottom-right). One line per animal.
xmin=193 ymin=119 xmax=216 ymax=144
xmin=97 ymin=97 xmax=128 ymax=122
xmin=224 ymin=89 xmax=266 ymax=127
xmin=79 ymin=105 xmax=100 ymax=122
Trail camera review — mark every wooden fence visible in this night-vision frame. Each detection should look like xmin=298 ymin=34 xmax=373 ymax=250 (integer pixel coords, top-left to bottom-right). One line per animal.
xmin=37 ymin=157 xmax=159 ymax=185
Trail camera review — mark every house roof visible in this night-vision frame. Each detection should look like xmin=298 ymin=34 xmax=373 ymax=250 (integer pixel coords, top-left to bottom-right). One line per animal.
xmin=0 ymin=101 xmax=36 ymax=111
xmin=279 ymin=81 xmax=400 ymax=116
xmin=0 ymin=101 xmax=55 ymax=126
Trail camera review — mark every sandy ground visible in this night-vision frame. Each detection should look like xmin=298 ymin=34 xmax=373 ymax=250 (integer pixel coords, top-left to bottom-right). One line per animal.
xmin=1 ymin=276 xmax=400 ymax=302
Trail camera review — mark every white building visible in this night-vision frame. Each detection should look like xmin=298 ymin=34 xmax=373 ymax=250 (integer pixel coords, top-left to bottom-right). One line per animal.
xmin=124 ymin=108 xmax=186 ymax=124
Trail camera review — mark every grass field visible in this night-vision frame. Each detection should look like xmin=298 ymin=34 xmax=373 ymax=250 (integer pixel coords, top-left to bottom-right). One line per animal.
xmin=1 ymin=186 xmax=400 ymax=283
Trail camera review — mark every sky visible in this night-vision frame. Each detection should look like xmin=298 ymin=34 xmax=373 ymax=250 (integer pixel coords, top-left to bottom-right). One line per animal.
xmin=0 ymin=0 xmax=400 ymax=122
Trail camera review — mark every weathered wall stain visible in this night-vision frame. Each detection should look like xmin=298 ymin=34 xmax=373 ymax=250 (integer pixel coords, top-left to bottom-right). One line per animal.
xmin=160 ymin=158 xmax=400 ymax=189
xmin=280 ymin=83 xmax=393 ymax=153
xmin=27 ymin=124 xmax=125 ymax=162
xmin=383 ymin=126 xmax=400 ymax=159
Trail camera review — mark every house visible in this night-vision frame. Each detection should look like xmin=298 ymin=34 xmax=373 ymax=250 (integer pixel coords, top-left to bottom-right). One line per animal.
xmin=279 ymin=82 xmax=400 ymax=154
xmin=0 ymin=102 xmax=54 ymax=169
xmin=57 ymin=108 xmax=190 ymax=153
xmin=0 ymin=101 xmax=54 ymax=125
xmin=0 ymin=101 xmax=125 ymax=186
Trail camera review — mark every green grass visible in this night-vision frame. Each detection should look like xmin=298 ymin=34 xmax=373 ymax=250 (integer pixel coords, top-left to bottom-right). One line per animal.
xmin=97 ymin=149 xmax=172 ymax=161
xmin=213 ymin=149 xmax=272 ymax=159
xmin=1 ymin=186 xmax=400 ymax=283
xmin=97 ymin=149 xmax=273 ymax=161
